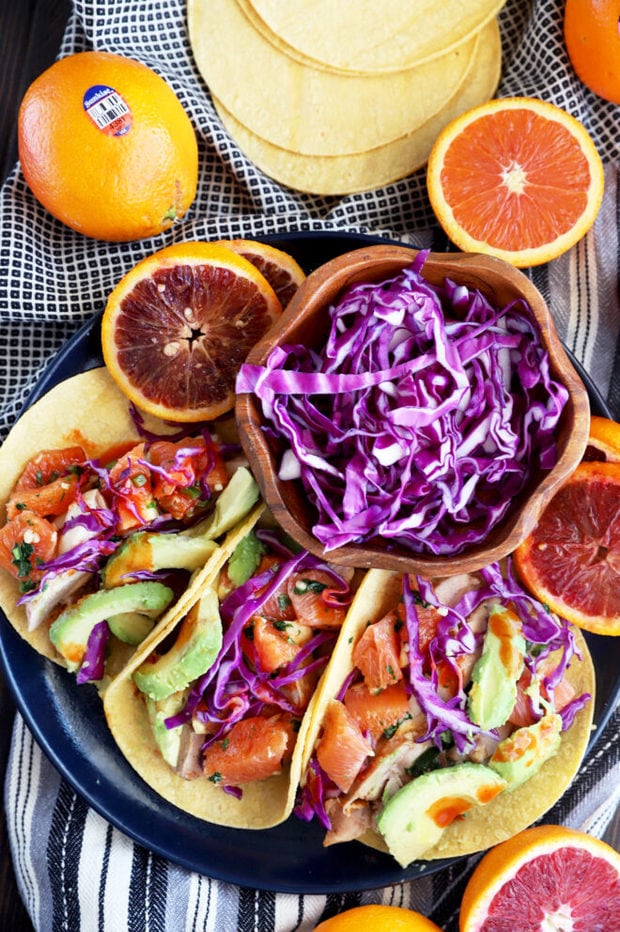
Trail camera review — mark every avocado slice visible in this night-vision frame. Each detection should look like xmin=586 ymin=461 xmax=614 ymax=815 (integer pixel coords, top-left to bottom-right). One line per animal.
xmin=468 ymin=604 xmax=526 ymax=730
xmin=102 ymin=532 xmax=219 ymax=588
xmin=107 ymin=611 xmax=158 ymax=645
xmin=489 ymin=712 xmax=562 ymax=789
xmin=132 ymin=586 xmax=223 ymax=701
xmin=227 ymin=531 xmax=267 ymax=588
xmin=49 ymin=581 xmax=175 ymax=671
xmin=376 ymin=762 xmax=507 ymax=867
xmin=146 ymin=691 xmax=188 ymax=768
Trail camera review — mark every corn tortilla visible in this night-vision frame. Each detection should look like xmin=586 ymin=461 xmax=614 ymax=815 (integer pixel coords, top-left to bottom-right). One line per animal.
xmin=213 ymin=20 xmax=501 ymax=195
xmin=244 ymin=0 xmax=506 ymax=73
xmin=0 ymin=368 xmax=237 ymax=681
xmin=187 ymin=0 xmax=479 ymax=156
xmin=300 ymin=569 xmax=596 ymax=861
xmin=103 ymin=508 xmax=315 ymax=829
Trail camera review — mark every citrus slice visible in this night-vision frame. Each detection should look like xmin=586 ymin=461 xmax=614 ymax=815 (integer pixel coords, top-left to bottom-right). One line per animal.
xmin=513 ymin=460 xmax=620 ymax=635
xmin=583 ymin=414 xmax=620 ymax=463
xmin=101 ymin=241 xmax=282 ymax=422
xmin=459 ymin=824 xmax=620 ymax=930
xmin=215 ymin=238 xmax=306 ymax=307
xmin=314 ymin=904 xmax=443 ymax=932
xmin=426 ymin=97 xmax=605 ymax=268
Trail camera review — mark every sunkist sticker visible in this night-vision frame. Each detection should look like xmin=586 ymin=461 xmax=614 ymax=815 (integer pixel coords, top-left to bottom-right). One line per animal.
xmin=83 ymin=84 xmax=133 ymax=137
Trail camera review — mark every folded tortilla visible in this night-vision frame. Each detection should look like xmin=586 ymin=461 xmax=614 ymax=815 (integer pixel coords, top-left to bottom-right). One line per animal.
xmin=0 ymin=367 xmax=251 ymax=682
xmin=299 ymin=568 xmax=596 ymax=860
xmin=103 ymin=508 xmax=319 ymax=829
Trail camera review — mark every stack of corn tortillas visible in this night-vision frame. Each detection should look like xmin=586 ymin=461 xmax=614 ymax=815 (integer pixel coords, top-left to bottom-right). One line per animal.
xmin=187 ymin=0 xmax=506 ymax=195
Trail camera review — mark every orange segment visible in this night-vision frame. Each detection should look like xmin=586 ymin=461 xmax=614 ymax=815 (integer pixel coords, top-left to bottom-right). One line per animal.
xmin=101 ymin=241 xmax=282 ymax=422
xmin=314 ymin=904 xmax=443 ymax=932
xmin=426 ymin=97 xmax=604 ymax=267
xmin=513 ymin=460 xmax=620 ymax=635
xmin=459 ymin=824 xmax=620 ymax=930
xmin=202 ymin=714 xmax=294 ymax=785
xmin=315 ymin=698 xmax=373 ymax=793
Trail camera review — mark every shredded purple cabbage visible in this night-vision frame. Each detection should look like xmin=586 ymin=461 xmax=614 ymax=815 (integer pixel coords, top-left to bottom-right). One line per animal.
xmin=76 ymin=621 xmax=110 ymax=684
xmin=237 ymin=252 xmax=568 ymax=555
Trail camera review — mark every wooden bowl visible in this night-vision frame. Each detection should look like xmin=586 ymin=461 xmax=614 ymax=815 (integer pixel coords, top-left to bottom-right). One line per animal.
xmin=236 ymin=245 xmax=591 ymax=576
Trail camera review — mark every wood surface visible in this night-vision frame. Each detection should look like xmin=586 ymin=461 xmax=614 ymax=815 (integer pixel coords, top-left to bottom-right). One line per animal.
xmin=0 ymin=2 xmax=71 ymax=927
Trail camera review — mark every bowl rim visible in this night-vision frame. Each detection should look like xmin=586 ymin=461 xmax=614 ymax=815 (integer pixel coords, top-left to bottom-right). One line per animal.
xmin=236 ymin=245 xmax=591 ymax=575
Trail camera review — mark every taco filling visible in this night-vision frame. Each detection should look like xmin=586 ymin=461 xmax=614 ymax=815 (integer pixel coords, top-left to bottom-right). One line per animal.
xmin=0 ymin=425 xmax=258 ymax=685
xmin=296 ymin=562 xmax=593 ymax=867
xmin=127 ymin=527 xmax=355 ymax=795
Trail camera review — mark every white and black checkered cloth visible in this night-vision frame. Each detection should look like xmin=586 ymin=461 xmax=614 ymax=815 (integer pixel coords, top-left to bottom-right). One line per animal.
xmin=1 ymin=1 xmax=620 ymax=929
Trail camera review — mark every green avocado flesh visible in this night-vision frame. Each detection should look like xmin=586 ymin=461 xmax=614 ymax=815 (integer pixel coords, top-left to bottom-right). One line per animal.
xmin=49 ymin=581 xmax=175 ymax=671
xmin=468 ymin=604 xmax=526 ymax=730
xmin=376 ymin=763 xmax=507 ymax=867
xmin=133 ymin=586 xmax=223 ymax=701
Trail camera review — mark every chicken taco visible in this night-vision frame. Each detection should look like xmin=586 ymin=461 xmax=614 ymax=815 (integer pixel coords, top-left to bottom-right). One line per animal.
xmin=103 ymin=519 xmax=358 ymax=828
xmin=296 ymin=563 xmax=595 ymax=866
xmin=0 ymin=367 xmax=260 ymax=687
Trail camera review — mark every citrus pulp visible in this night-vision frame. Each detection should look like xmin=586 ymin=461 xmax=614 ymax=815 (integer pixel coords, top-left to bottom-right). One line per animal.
xmin=459 ymin=824 xmax=620 ymax=930
xmin=426 ymin=97 xmax=604 ymax=267
xmin=101 ymin=241 xmax=282 ymax=422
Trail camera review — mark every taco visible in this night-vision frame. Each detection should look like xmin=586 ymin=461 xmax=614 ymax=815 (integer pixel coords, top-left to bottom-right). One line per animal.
xmin=0 ymin=367 xmax=260 ymax=687
xmin=103 ymin=518 xmax=358 ymax=828
xmin=296 ymin=563 xmax=595 ymax=867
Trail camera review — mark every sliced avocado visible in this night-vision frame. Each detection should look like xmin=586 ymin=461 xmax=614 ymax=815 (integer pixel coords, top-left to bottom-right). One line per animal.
xmin=468 ymin=604 xmax=526 ymax=730
xmin=49 ymin=582 xmax=175 ymax=672
xmin=186 ymin=466 xmax=259 ymax=541
xmin=376 ymin=762 xmax=507 ymax=867
xmin=107 ymin=611 xmax=157 ymax=645
xmin=489 ymin=713 xmax=562 ymax=790
xmin=133 ymin=586 xmax=223 ymax=701
xmin=146 ymin=691 xmax=188 ymax=768
xmin=102 ymin=532 xmax=219 ymax=588
xmin=227 ymin=531 xmax=267 ymax=588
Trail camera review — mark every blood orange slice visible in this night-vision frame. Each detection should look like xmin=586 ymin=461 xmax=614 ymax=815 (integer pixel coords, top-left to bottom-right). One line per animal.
xmin=513 ymin=460 xmax=620 ymax=635
xmin=583 ymin=414 xmax=620 ymax=463
xmin=101 ymin=241 xmax=282 ymax=422
xmin=426 ymin=97 xmax=604 ymax=268
xmin=459 ymin=824 xmax=620 ymax=931
xmin=216 ymin=238 xmax=306 ymax=307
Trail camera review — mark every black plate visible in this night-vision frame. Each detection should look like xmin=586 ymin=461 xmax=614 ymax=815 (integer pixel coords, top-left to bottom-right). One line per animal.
xmin=0 ymin=231 xmax=618 ymax=894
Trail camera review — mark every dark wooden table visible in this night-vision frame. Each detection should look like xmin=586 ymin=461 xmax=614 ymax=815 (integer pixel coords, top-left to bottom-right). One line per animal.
xmin=0 ymin=3 xmax=618 ymax=931
xmin=0 ymin=3 xmax=72 ymax=928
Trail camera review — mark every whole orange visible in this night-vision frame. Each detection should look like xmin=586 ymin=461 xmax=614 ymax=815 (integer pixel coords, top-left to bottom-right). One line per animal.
xmin=313 ymin=904 xmax=443 ymax=931
xmin=564 ymin=0 xmax=620 ymax=105
xmin=17 ymin=51 xmax=198 ymax=241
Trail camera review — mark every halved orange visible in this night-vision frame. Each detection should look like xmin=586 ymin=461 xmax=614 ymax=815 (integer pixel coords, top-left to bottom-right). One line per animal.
xmin=583 ymin=414 xmax=620 ymax=463
xmin=513 ymin=460 xmax=620 ymax=635
xmin=427 ymin=96 xmax=605 ymax=267
xmin=214 ymin=238 xmax=306 ymax=307
xmin=459 ymin=824 xmax=620 ymax=930
xmin=101 ymin=241 xmax=282 ymax=422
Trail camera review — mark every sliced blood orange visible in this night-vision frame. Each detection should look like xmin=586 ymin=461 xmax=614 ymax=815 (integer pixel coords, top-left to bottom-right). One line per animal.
xmin=426 ymin=97 xmax=605 ymax=268
xmin=583 ymin=414 xmax=620 ymax=463
xmin=352 ymin=611 xmax=404 ymax=691
xmin=343 ymin=681 xmax=410 ymax=744
xmin=215 ymin=238 xmax=306 ymax=308
xmin=101 ymin=241 xmax=282 ymax=422
xmin=513 ymin=460 xmax=620 ymax=635
xmin=315 ymin=698 xmax=373 ymax=793
xmin=459 ymin=824 xmax=620 ymax=931
xmin=202 ymin=714 xmax=294 ymax=785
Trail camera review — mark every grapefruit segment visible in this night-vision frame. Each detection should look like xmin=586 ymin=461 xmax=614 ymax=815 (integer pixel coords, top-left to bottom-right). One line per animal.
xmin=101 ymin=242 xmax=282 ymax=422
xmin=459 ymin=824 xmax=620 ymax=931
